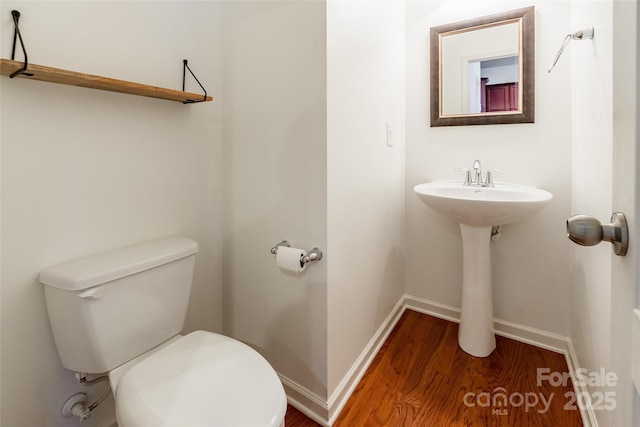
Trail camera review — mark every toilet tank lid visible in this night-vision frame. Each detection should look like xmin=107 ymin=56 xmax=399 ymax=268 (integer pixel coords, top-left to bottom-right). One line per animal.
xmin=38 ymin=237 xmax=199 ymax=291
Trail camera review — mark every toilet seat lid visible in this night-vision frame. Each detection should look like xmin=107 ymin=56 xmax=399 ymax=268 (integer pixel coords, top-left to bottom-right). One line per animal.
xmin=115 ymin=331 xmax=287 ymax=427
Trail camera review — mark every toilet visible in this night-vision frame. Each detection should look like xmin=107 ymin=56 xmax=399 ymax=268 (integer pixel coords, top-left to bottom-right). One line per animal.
xmin=38 ymin=237 xmax=287 ymax=427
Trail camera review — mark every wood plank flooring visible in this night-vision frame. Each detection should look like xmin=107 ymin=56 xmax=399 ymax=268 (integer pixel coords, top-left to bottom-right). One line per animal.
xmin=285 ymin=310 xmax=583 ymax=427
xmin=285 ymin=405 xmax=321 ymax=427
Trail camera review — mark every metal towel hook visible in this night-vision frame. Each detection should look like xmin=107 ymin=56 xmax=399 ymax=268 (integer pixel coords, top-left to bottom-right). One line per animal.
xmin=548 ymin=27 xmax=594 ymax=73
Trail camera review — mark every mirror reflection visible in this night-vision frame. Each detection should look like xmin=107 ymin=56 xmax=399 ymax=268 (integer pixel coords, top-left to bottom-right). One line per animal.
xmin=441 ymin=22 xmax=519 ymax=115
xmin=431 ymin=7 xmax=534 ymax=126
xmin=476 ymin=56 xmax=519 ymax=112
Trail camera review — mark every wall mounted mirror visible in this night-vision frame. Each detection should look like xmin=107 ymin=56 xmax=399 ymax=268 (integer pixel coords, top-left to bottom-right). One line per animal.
xmin=430 ymin=7 xmax=535 ymax=127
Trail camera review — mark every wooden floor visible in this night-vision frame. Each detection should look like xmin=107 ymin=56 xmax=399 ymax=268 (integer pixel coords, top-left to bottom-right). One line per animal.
xmin=285 ymin=310 xmax=582 ymax=427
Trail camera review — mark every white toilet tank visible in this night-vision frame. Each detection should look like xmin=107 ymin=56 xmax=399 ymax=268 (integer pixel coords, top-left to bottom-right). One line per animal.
xmin=39 ymin=237 xmax=199 ymax=374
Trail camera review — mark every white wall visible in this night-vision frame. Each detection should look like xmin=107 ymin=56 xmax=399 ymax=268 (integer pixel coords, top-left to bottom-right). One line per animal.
xmin=0 ymin=2 xmax=222 ymax=426
xmin=481 ymin=58 xmax=519 ymax=86
xmin=405 ymin=0 xmax=574 ymax=336
xmin=326 ymin=0 xmax=405 ymax=401
xmin=569 ymin=2 xmax=613 ymax=426
xmin=571 ymin=1 xmax=638 ymax=426
xmin=570 ymin=2 xmax=640 ymax=425
xmin=220 ymin=0 xmax=328 ymax=400
xmin=221 ymin=0 xmax=406 ymax=415
xmin=610 ymin=1 xmax=640 ymax=424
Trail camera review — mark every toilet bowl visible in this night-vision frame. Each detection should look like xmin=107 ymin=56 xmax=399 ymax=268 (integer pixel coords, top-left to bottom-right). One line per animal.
xmin=110 ymin=331 xmax=286 ymax=427
xmin=38 ymin=237 xmax=287 ymax=426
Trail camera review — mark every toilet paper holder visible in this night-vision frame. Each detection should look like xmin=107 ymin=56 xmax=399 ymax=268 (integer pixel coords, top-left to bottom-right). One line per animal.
xmin=270 ymin=240 xmax=323 ymax=265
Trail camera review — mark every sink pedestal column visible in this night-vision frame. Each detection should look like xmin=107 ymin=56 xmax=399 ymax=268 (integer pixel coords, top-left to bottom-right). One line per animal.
xmin=458 ymin=224 xmax=495 ymax=357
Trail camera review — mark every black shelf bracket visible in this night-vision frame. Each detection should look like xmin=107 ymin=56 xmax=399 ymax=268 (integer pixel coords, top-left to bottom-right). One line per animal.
xmin=10 ymin=10 xmax=33 ymax=78
xmin=182 ymin=59 xmax=208 ymax=104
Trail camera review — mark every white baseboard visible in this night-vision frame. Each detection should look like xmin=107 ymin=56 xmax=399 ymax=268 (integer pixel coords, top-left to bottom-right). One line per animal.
xmin=562 ymin=339 xmax=599 ymax=427
xmin=279 ymin=374 xmax=329 ymax=426
xmin=403 ymin=294 xmax=461 ymax=324
xmin=281 ymin=296 xmax=407 ymax=427
xmin=282 ymin=294 xmax=596 ymax=426
xmin=404 ymin=294 xmax=568 ymax=353
xmin=326 ymin=297 xmax=406 ymax=426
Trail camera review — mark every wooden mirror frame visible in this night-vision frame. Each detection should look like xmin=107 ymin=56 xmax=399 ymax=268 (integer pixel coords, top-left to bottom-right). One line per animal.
xmin=430 ymin=7 xmax=535 ymax=127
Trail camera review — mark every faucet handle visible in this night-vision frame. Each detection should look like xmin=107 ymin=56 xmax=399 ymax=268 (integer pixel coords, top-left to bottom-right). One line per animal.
xmin=485 ymin=169 xmax=502 ymax=187
xmin=455 ymin=168 xmax=472 ymax=186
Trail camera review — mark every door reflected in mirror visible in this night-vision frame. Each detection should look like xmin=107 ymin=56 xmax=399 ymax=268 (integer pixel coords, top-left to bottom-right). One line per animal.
xmin=431 ymin=7 xmax=534 ymax=126
xmin=477 ymin=56 xmax=519 ymax=113
xmin=442 ymin=22 xmax=519 ymax=115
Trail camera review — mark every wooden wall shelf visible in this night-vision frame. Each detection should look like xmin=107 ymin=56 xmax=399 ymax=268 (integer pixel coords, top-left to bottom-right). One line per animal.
xmin=0 ymin=59 xmax=213 ymax=104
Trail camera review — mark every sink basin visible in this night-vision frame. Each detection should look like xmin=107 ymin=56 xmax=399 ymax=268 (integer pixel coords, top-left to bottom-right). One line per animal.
xmin=413 ymin=180 xmax=553 ymax=226
xmin=413 ymin=179 xmax=553 ymax=357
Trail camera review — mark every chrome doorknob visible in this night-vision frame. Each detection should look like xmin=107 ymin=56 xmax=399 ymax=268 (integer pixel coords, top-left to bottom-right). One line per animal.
xmin=566 ymin=212 xmax=628 ymax=256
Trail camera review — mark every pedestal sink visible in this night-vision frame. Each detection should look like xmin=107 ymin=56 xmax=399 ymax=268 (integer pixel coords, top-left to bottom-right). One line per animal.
xmin=413 ymin=179 xmax=553 ymax=357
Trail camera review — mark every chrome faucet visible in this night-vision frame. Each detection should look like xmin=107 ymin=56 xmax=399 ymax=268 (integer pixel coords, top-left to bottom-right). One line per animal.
xmin=457 ymin=160 xmax=495 ymax=187
xmin=472 ymin=160 xmax=482 ymax=185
